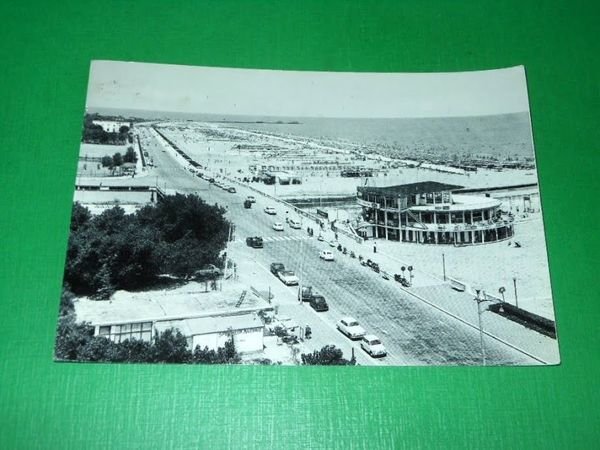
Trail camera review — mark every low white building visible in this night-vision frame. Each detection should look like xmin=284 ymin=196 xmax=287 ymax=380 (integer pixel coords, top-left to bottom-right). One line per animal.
xmin=155 ymin=315 xmax=264 ymax=354
xmin=75 ymin=281 xmax=270 ymax=354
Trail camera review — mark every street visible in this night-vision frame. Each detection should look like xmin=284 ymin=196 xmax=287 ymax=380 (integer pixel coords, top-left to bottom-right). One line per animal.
xmin=137 ymin=125 xmax=538 ymax=366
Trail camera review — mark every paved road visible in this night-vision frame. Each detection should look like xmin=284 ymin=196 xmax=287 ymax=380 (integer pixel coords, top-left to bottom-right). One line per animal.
xmin=137 ymin=125 xmax=537 ymax=366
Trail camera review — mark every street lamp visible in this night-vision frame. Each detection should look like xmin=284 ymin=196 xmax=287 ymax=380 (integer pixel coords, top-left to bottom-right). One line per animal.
xmin=498 ymin=286 xmax=506 ymax=303
xmin=474 ymin=289 xmax=491 ymax=366
xmin=407 ymin=266 xmax=414 ymax=286
xmin=512 ymin=277 xmax=519 ymax=308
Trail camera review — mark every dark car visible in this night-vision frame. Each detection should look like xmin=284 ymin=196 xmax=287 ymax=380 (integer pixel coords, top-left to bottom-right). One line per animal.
xmin=244 ymin=199 xmax=252 ymax=209
xmin=246 ymin=236 xmax=263 ymax=248
xmin=270 ymin=262 xmax=285 ymax=275
xmin=298 ymin=285 xmax=313 ymax=302
xmin=309 ymin=295 xmax=329 ymax=312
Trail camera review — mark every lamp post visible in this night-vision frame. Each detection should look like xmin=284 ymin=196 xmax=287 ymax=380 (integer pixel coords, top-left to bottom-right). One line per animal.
xmin=442 ymin=253 xmax=446 ymax=281
xmin=407 ymin=266 xmax=414 ymax=286
xmin=474 ymin=289 xmax=490 ymax=366
xmin=498 ymin=286 xmax=506 ymax=303
xmin=513 ymin=277 xmax=519 ymax=308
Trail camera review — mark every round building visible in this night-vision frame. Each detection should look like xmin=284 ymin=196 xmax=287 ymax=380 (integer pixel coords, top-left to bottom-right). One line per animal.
xmin=356 ymin=182 xmax=514 ymax=245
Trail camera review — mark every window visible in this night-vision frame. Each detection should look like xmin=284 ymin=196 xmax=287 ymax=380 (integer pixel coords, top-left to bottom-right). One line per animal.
xmin=99 ymin=322 xmax=153 ymax=342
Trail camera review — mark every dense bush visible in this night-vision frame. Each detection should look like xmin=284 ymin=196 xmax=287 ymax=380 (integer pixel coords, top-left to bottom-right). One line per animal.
xmin=64 ymin=194 xmax=229 ymax=297
xmin=55 ymin=307 xmax=241 ymax=365
xmin=301 ymin=345 xmax=356 ymax=366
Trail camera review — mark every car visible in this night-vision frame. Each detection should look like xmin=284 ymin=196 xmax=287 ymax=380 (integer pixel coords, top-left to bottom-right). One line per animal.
xmin=247 ymin=196 xmax=256 ymax=203
xmin=336 ymin=317 xmax=366 ymax=340
xmin=277 ymin=270 xmax=299 ymax=286
xmin=317 ymin=234 xmax=324 ymax=242
xmin=243 ymin=199 xmax=252 ymax=209
xmin=245 ymin=236 xmax=263 ymax=248
xmin=192 ymin=264 xmax=223 ymax=280
xmin=360 ymin=334 xmax=387 ymax=357
xmin=289 ymin=219 xmax=301 ymax=229
xmin=309 ymin=294 xmax=329 ymax=312
xmin=227 ymin=186 xmax=236 ymax=193
xmin=319 ymin=250 xmax=334 ymax=261
xmin=264 ymin=206 xmax=277 ymax=215
xmin=270 ymin=262 xmax=285 ymax=275
xmin=298 ymin=285 xmax=314 ymax=302
xmin=329 ymin=240 xmax=337 ymax=248
xmin=272 ymin=222 xmax=284 ymax=231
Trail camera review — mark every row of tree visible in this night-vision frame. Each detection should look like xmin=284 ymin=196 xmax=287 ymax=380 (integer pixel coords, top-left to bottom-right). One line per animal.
xmin=65 ymin=194 xmax=229 ymax=298
xmin=100 ymin=147 xmax=137 ymax=169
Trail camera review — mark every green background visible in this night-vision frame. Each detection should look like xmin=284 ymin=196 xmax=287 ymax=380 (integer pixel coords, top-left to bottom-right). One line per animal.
xmin=1 ymin=1 xmax=598 ymax=448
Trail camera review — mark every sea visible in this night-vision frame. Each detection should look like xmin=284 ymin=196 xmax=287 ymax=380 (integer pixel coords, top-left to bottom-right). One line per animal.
xmin=91 ymin=108 xmax=535 ymax=160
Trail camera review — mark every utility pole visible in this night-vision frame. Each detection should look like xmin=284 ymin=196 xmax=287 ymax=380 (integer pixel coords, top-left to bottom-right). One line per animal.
xmin=475 ymin=289 xmax=487 ymax=366
xmin=513 ymin=277 xmax=519 ymax=308
xmin=442 ymin=253 xmax=446 ymax=281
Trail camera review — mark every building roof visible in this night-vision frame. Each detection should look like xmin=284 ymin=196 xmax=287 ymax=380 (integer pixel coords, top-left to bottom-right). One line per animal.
xmin=358 ymin=181 xmax=464 ymax=197
xmin=75 ymin=281 xmax=271 ymax=326
xmin=154 ymin=314 xmax=263 ymax=337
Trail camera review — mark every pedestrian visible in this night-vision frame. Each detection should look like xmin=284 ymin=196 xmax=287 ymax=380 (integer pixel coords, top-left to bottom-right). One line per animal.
xmin=373 ymin=241 xmax=377 ymax=253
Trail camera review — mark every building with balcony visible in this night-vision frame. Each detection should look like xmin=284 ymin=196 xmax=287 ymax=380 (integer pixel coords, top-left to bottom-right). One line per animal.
xmin=356 ymin=181 xmax=514 ymax=245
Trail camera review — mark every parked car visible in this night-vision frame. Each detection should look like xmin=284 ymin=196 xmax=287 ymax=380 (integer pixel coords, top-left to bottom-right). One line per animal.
xmin=289 ymin=219 xmax=301 ymax=229
xmin=298 ymin=285 xmax=313 ymax=302
xmin=247 ymin=196 xmax=256 ymax=203
xmin=319 ymin=250 xmax=335 ymax=261
xmin=317 ymin=234 xmax=325 ymax=241
xmin=277 ymin=270 xmax=299 ymax=286
xmin=245 ymin=236 xmax=263 ymax=248
xmin=270 ymin=262 xmax=285 ymax=275
xmin=272 ymin=222 xmax=284 ymax=231
xmin=227 ymin=186 xmax=236 ymax=193
xmin=309 ymin=294 xmax=329 ymax=312
xmin=336 ymin=317 xmax=366 ymax=340
xmin=329 ymin=240 xmax=337 ymax=248
xmin=192 ymin=264 xmax=223 ymax=280
xmin=264 ymin=206 xmax=277 ymax=215
xmin=360 ymin=335 xmax=387 ymax=357
xmin=244 ymin=199 xmax=252 ymax=209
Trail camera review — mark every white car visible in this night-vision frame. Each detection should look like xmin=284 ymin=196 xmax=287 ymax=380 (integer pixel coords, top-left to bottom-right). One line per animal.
xmin=319 ymin=250 xmax=334 ymax=261
xmin=329 ymin=240 xmax=337 ymax=248
xmin=264 ymin=207 xmax=277 ymax=215
xmin=247 ymin=196 xmax=256 ymax=203
xmin=360 ymin=335 xmax=387 ymax=357
xmin=336 ymin=317 xmax=366 ymax=340
xmin=289 ymin=219 xmax=301 ymax=229
xmin=272 ymin=222 xmax=284 ymax=231
xmin=277 ymin=270 xmax=299 ymax=286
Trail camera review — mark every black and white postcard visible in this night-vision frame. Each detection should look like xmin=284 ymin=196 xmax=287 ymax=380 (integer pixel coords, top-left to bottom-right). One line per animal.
xmin=55 ymin=61 xmax=559 ymax=366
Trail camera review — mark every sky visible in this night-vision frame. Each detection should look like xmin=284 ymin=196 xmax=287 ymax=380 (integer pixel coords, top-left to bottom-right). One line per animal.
xmin=86 ymin=61 xmax=531 ymax=119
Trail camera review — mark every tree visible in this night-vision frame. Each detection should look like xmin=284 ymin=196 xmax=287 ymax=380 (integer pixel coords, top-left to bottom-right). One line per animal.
xmin=119 ymin=125 xmax=130 ymax=134
xmin=192 ymin=337 xmax=241 ymax=364
xmin=150 ymin=329 xmax=191 ymax=363
xmin=112 ymin=152 xmax=123 ymax=167
xmin=123 ymin=146 xmax=137 ymax=164
xmin=301 ymin=345 xmax=356 ymax=366
xmin=69 ymin=202 xmax=91 ymax=233
xmin=101 ymin=155 xmax=113 ymax=168
xmin=54 ymin=314 xmax=94 ymax=361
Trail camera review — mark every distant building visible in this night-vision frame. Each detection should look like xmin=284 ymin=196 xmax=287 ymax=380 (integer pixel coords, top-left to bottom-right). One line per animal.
xmin=92 ymin=120 xmax=131 ymax=133
xmin=356 ymin=181 xmax=514 ymax=245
